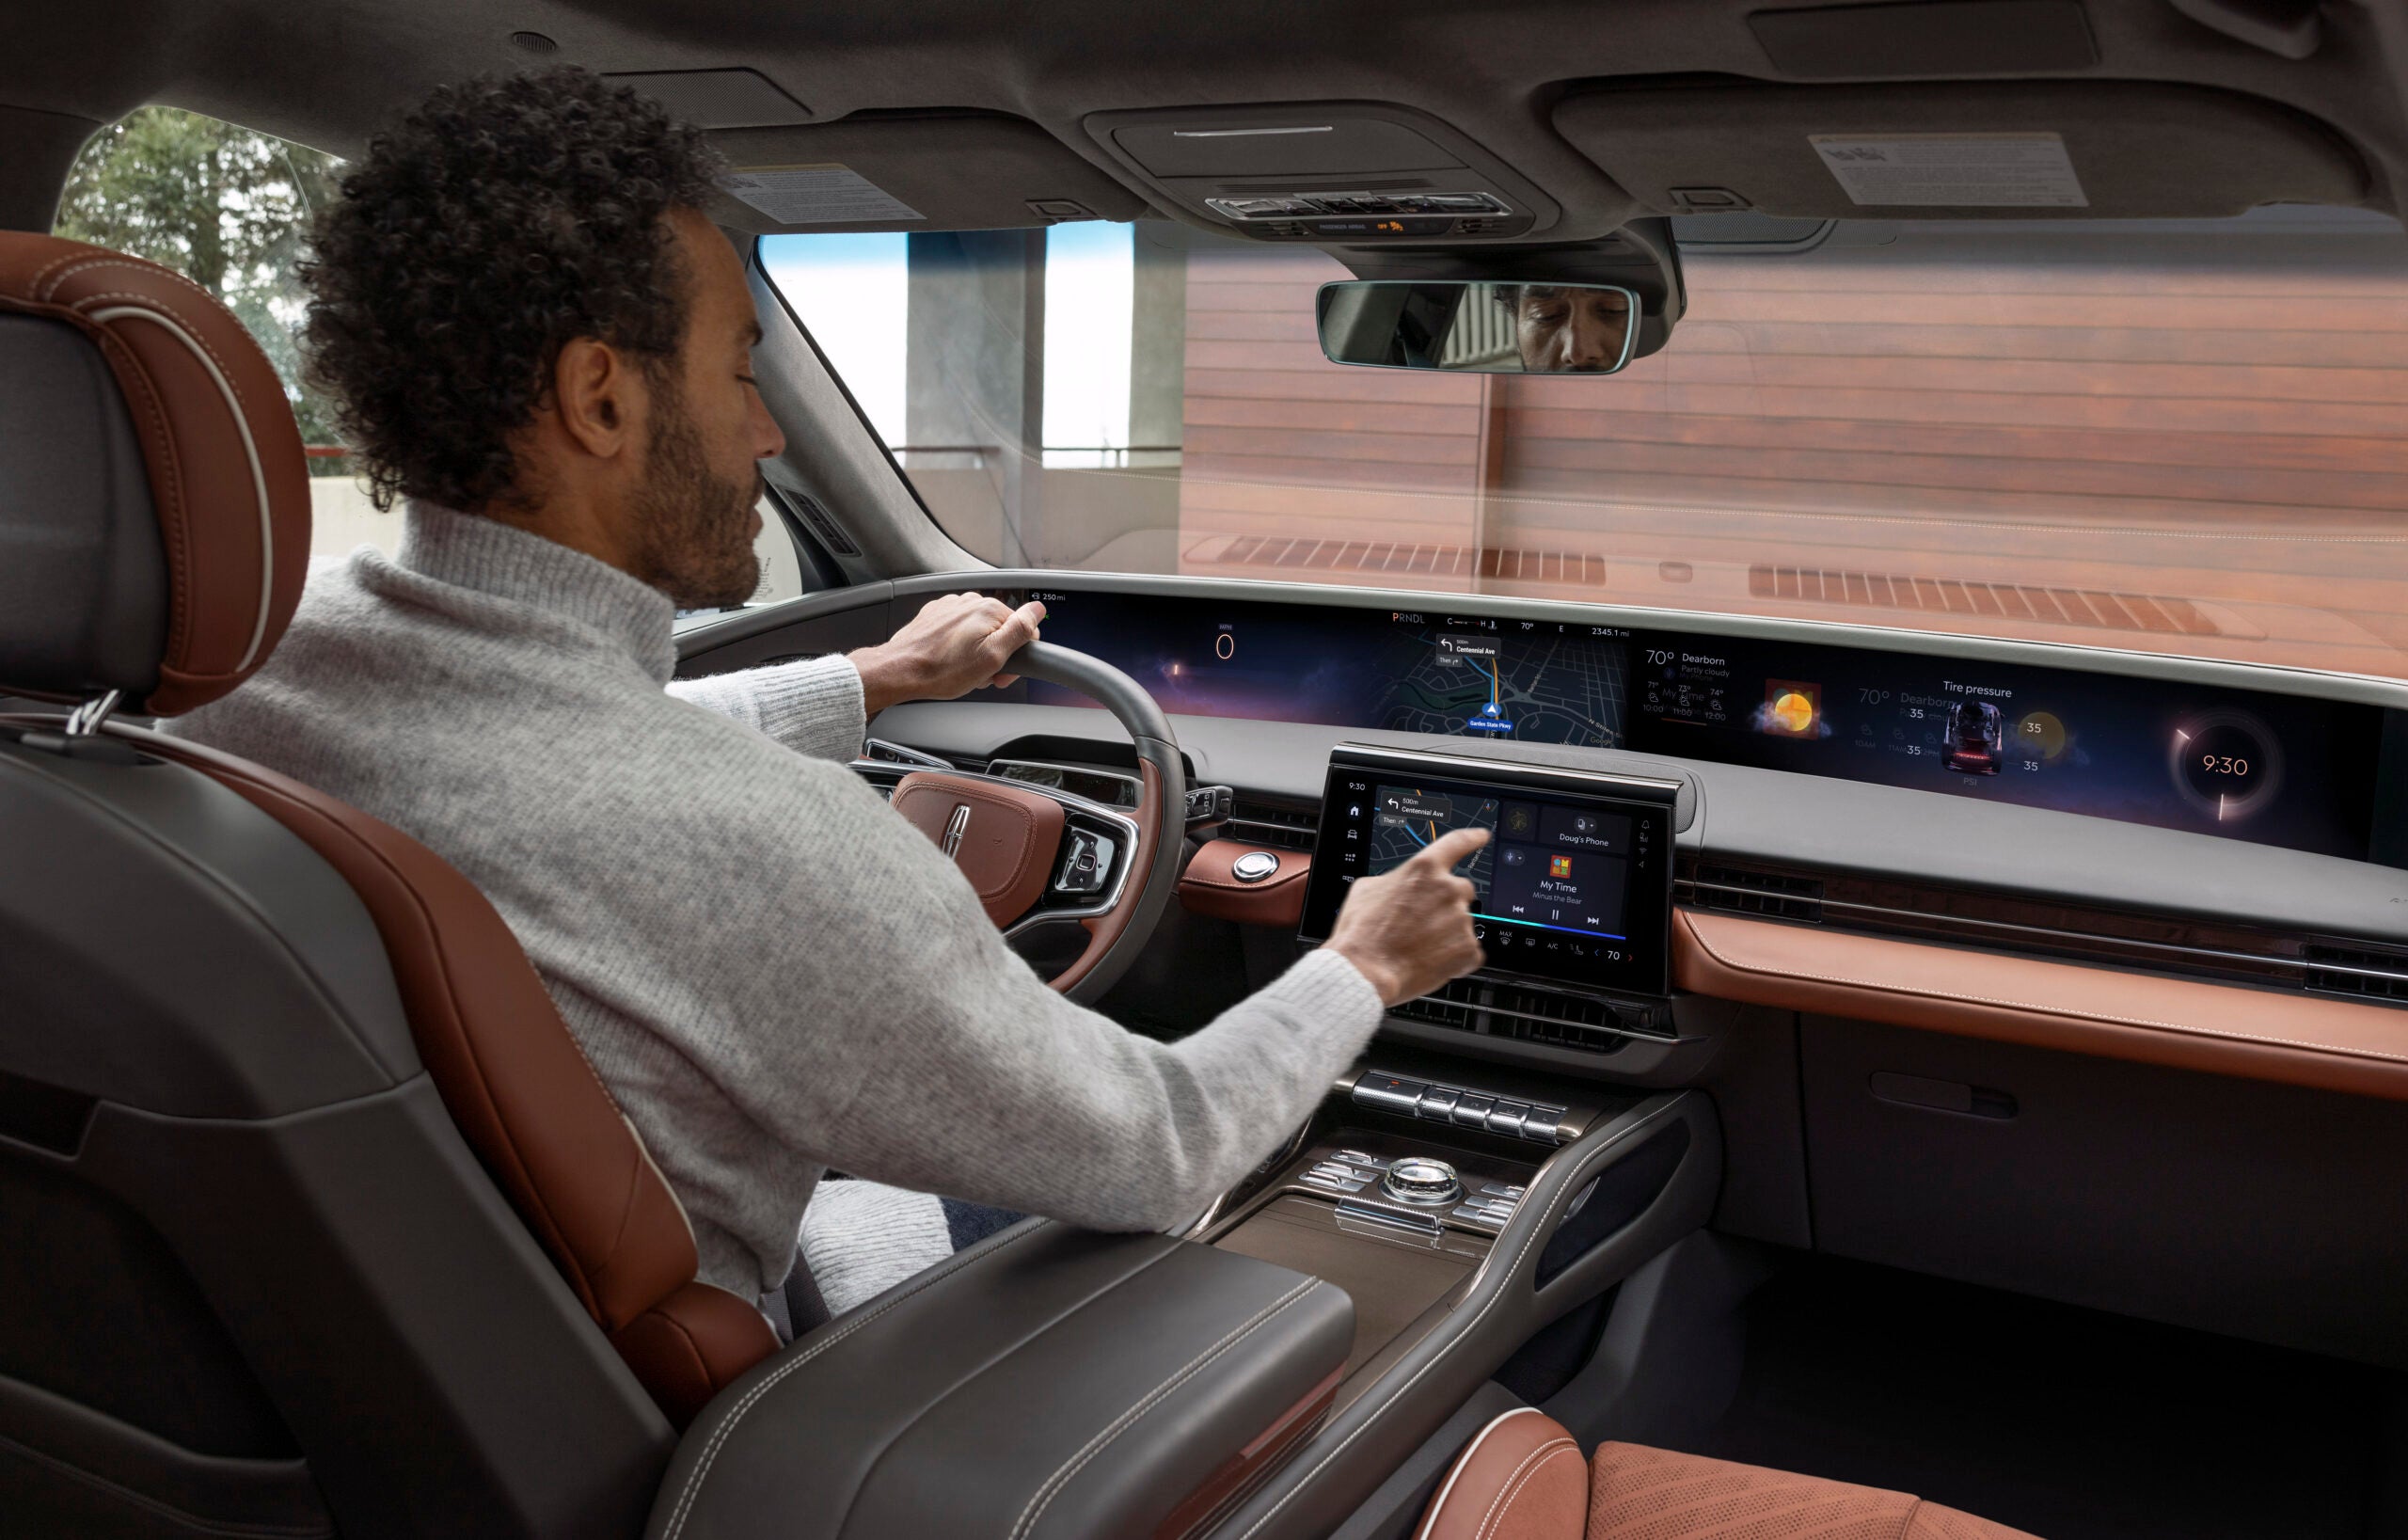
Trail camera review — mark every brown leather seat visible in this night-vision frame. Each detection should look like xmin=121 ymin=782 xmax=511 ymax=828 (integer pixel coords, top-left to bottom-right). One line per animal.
xmin=0 ymin=230 xmax=776 ymax=1427
xmin=1417 ymin=1408 xmax=2041 ymax=1540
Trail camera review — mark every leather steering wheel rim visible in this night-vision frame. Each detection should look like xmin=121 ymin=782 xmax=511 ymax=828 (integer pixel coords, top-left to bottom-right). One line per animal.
xmin=1006 ymin=641 xmax=1187 ymax=1004
xmin=893 ymin=641 xmax=1185 ymax=1006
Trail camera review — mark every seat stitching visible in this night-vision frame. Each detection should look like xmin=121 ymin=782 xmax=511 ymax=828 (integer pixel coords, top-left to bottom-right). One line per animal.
xmin=71 ymin=288 xmax=255 ymax=420
xmin=657 ymin=1221 xmax=1049 ymax=1540
xmin=1412 ymin=1410 xmax=1549 ymax=1540
xmin=1687 ymin=922 xmax=2408 ymax=1065
xmin=28 ymin=246 xmax=104 ymax=296
xmin=81 ymin=327 xmax=192 ymax=651
xmin=1473 ymin=1441 xmax=1579 ymax=1540
xmin=1006 ymin=1277 xmax=1319 ymax=1540
xmin=1228 ymin=1101 xmax=1687 ymax=1540
xmin=42 ymin=256 xmax=229 ymax=313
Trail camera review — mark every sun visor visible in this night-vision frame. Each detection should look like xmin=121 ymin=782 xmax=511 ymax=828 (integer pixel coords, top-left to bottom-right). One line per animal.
xmin=1553 ymin=81 xmax=2369 ymax=219
xmin=705 ymin=113 xmax=1148 ymax=234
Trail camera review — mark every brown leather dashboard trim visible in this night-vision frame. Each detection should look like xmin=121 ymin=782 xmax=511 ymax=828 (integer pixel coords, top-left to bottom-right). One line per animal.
xmin=1674 ymin=908 xmax=2408 ymax=1103
xmin=1179 ymin=840 xmax=1311 ymax=927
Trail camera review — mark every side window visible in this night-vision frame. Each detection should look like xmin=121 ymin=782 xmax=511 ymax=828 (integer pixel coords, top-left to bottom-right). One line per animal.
xmin=54 ymin=106 xmax=816 ymax=612
xmin=52 ymin=106 xmax=372 ymax=570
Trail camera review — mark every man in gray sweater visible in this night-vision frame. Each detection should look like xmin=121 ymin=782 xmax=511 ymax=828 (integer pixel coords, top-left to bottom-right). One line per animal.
xmin=172 ymin=70 xmax=1487 ymax=1321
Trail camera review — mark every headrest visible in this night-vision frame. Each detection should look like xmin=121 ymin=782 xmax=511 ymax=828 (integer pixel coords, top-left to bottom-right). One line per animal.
xmin=0 ymin=233 xmax=310 ymax=715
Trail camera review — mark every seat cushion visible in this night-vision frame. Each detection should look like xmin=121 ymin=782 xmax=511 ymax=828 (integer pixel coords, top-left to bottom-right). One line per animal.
xmin=1416 ymin=1412 xmax=2042 ymax=1540
xmin=1416 ymin=1407 xmax=1589 ymax=1540
xmin=1590 ymin=1440 xmax=2040 ymax=1540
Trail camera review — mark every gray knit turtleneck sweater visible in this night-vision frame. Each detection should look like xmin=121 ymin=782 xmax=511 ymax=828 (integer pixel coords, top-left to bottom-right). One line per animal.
xmin=169 ymin=503 xmax=1380 ymax=1297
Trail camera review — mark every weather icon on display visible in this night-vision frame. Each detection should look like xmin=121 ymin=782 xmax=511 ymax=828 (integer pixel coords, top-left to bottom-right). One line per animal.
xmin=1754 ymin=680 xmax=1825 ymax=738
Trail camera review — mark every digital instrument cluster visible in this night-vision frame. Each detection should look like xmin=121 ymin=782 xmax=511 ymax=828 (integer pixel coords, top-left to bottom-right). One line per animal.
xmin=1005 ymin=588 xmax=2403 ymax=865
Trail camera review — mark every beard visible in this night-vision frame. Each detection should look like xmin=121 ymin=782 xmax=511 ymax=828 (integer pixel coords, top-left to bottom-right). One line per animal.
xmin=633 ymin=374 xmax=763 ymax=609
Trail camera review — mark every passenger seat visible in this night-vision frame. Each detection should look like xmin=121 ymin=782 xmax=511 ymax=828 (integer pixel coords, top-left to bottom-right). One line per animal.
xmin=1418 ymin=1408 xmax=2039 ymax=1540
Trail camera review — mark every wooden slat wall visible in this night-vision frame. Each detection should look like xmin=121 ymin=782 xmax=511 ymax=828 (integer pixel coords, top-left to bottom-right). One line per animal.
xmin=1179 ymin=248 xmax=1487 ymax=592
xmin=1173 ymin=238 xmax=2408 ymax=675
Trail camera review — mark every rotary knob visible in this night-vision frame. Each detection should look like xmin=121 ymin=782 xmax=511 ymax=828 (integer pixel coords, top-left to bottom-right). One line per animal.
xmin=1381 ymin=1156 xmax=1464 ymax=1207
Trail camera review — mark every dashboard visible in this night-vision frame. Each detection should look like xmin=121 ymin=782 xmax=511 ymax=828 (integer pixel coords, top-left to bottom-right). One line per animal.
xmin=1007 ymin=588 xmax=2408 ymax=866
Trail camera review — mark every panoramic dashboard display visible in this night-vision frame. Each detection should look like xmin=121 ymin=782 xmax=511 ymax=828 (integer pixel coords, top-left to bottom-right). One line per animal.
xmin=1011 ymin=589 xmax=2402 ymax=865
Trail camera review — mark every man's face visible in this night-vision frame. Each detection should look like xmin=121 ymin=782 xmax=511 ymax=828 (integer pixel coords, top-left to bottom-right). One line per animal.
xmin=1513 ymin=286 xmax=1633 ymax=373
xmin=630 ymin=208 xmax=786 ymax=608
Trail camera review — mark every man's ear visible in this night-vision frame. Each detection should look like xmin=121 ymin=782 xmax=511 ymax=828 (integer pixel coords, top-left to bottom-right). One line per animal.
xmin=550 ymin=336 xmax=647 ymax=461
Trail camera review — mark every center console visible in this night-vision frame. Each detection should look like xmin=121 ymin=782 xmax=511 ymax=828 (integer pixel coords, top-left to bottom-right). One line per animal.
xmin=1177 ymin=744 xmax=1714 ymax=1536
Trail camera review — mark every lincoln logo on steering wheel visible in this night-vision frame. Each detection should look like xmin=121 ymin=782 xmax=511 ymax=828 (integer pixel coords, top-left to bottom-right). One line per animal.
xmin=940 ymin=803 xmax=972 ymax=858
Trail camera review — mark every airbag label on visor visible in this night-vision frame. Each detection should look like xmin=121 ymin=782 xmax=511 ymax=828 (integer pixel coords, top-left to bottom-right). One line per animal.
xmin=723 ymin=164 xmax=924 ymax=223
xmin=1809 ymin=132 xmax=2088 ymax=207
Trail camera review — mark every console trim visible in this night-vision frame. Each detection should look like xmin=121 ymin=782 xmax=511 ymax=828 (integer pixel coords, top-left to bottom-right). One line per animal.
xmin=1674 ymin=907 xmax=2408 ymax=1103
xmin=1213 ymin=1090 xmax=1719 ymax=1540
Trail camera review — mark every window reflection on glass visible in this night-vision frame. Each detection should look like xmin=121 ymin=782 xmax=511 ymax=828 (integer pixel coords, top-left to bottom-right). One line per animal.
xmin=770 ymin=206 xmax=2408 ymax=679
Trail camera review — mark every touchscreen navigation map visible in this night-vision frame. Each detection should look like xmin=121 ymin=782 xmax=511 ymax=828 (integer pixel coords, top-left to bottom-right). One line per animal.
xmin=1370 ymin=783 xmax=1632 ymax=944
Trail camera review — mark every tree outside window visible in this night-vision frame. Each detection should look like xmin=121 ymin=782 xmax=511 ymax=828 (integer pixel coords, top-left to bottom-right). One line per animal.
xmin=53 ymin=105 xmax=347 ymax=473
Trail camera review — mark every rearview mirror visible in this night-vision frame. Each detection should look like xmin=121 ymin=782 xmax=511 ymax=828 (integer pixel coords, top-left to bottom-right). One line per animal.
xmin=1315 ymin=280 xmax=1640 ymax=374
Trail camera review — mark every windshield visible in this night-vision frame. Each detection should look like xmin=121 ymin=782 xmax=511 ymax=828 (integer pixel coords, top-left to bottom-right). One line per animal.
xmin=760 ymin=206 xmax=2408 ymax=678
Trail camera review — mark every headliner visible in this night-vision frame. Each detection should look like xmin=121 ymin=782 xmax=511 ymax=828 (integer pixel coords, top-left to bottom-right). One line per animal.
xmin=3 ymin=0 xmax=2403 ymax=243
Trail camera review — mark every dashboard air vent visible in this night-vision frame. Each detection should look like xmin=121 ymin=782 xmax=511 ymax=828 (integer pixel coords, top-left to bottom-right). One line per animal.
xmin=1226 ymin=798 xmax=1317 ymax=851
xmin=1690 ymin=864 xmax=1824 ymax=923
xmin=1186 ymin=533 xmax=1605 ymax=588
xmin=1748 ymin=564 xmax=2221 ymax=637
xmin=1390 ymin=976 xmax=1664 ymax=1054
xmin=2304 ymin=943 xmax=2408 ymax=1001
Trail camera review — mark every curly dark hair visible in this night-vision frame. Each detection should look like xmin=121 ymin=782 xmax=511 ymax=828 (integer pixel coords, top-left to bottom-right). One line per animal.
xmin=302 ymin=68 xmax=724 ymax=512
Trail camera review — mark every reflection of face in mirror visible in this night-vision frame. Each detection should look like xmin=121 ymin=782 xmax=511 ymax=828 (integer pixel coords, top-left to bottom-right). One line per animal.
xmin=1500 ymin=285 xmax=1633 ymax=373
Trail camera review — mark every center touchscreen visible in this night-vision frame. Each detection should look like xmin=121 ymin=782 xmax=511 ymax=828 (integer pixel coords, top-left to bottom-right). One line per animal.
xmin=1297 ymin=746 xmax=1676 ymax=998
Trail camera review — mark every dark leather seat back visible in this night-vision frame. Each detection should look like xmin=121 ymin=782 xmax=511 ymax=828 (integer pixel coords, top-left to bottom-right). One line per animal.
xmin=0 ymin=232 xmax=768 ymax=1536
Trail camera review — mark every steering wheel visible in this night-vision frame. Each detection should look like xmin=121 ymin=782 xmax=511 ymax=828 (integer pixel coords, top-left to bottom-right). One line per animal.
xmin=879 ymin=641 xmax=1188 ymax=1005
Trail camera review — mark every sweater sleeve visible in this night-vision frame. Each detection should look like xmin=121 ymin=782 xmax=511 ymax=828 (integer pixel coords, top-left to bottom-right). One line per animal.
xmin=626 ymin=744 xmax=1387 ymax=1236
xmin=666 ymin=654 xmax=866 ymax=761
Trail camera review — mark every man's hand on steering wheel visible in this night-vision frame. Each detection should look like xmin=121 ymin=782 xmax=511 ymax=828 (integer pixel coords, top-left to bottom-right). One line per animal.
xmin=850 ymin=594 xmax=1048 ymax=712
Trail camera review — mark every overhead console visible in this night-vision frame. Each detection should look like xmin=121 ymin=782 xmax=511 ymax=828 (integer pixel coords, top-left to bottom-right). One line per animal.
xmin=1084 ymin=102 xmax=1559 ymax=243
xmin=1552 ymin=78 xmax=2368 ymax=219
